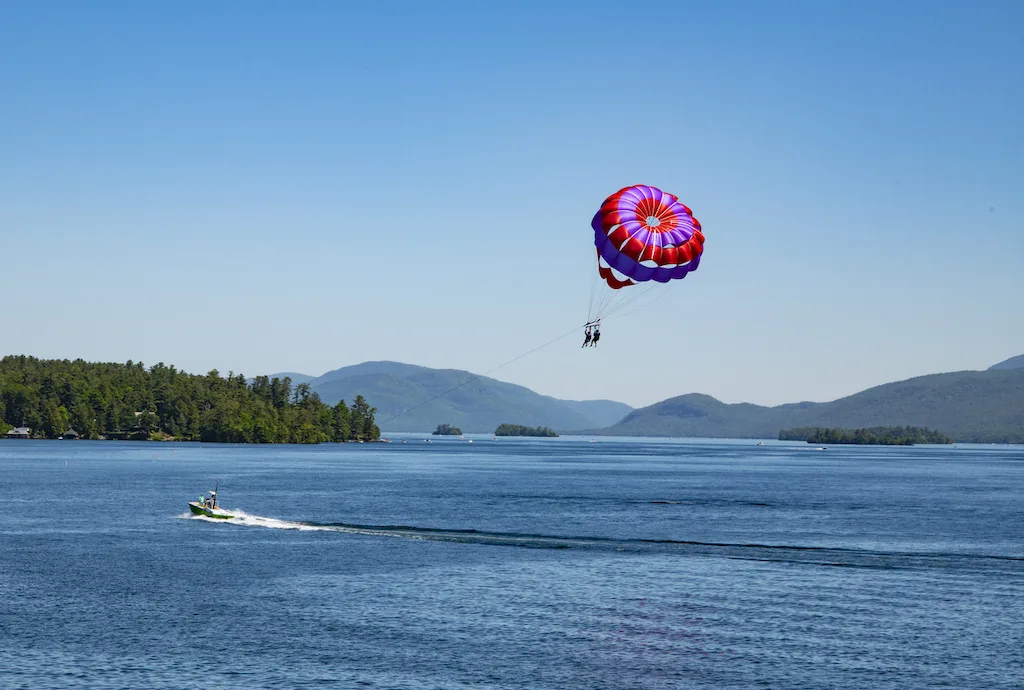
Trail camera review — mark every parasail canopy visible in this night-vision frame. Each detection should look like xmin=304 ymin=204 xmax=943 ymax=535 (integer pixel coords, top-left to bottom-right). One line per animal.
xmin=592 ymin=184 xmax=704 ymax=290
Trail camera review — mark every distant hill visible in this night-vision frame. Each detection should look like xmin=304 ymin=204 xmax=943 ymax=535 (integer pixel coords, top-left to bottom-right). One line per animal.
xmin=989 ymin=355 xmax=1024 ymax=371
xmin=252 ymin=361 xmax=633 ymax=433
xmin=263 ymin=372 xmax=317 ymax=385
xmin=600 ymin=368 xmax=1024 ymax=443
xmin=556 ymin=399 xmax=634 ymax=429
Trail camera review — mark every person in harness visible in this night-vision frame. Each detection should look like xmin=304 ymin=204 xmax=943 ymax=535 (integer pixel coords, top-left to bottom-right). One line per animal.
xmin=591 ymin=327 xmax=601 ymax=347
xmin=582 ymin=326 xmax=592 ymax=347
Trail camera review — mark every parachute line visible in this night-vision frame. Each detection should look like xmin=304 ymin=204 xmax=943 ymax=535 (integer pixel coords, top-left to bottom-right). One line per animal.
xmin=380 ymin=296 xmax=653 ymax=429
xmin=588 ymin=184 xmax=704 ymax=324
xmin=378 ymin=324 xmax=584 ymax=428
xmin=383 ymin=184 xmax=704 ymax=429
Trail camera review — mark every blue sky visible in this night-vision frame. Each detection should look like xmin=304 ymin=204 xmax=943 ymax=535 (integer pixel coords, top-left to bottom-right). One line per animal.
xmin=1 ymin=0 xmax=1021 ymax=408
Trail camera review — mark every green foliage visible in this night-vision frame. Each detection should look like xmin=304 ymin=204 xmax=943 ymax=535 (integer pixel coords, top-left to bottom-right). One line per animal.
xmin=432 ymin=424 xmax=462 ymax=436
xmin=0 ymin=355 xmax=379 ymax=443
xmin=43 ymin=404 xmax=70 ymax=438
xmin=332 ymin=400 xmax=351 ymax=441
xmin=348 ymin=395 xmax=379 ymax=440
xmin=494 ymin=423 xmax=558 ymax=437
xmin=779 ymin=426 xmax=953 ymax=445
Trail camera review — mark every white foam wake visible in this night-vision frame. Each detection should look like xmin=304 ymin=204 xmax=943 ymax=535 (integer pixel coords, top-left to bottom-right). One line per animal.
xmin=178 ymin=509 xmax=462 ymax=545
xmin=181 ymin=509 xmax=305 ymax=529
xmin=180 ymin=508 xmax=352 ymax=533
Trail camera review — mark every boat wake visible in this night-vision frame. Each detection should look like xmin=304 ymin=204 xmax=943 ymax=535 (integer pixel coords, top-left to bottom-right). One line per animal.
xmin=178 ymin=510 xmax=315 ymax=530
xmin=178 ymin=511 xmax=1024 ymax=574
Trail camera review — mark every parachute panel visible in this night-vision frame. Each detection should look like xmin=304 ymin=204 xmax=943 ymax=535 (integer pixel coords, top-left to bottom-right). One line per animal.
xmin=588 ymin=184 xmax=705 ymax=318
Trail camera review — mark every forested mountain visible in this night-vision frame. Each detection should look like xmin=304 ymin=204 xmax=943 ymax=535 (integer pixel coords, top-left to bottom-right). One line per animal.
xmin=12 ymin=352 xmax=1019 ymax=444
xmin=989 ymin=354 xmax=1024 ymax=371
xmin=600 ymin=368 xmax=1024 ymax=443
xmin=290 ymin=361 xmax=632 ymax=433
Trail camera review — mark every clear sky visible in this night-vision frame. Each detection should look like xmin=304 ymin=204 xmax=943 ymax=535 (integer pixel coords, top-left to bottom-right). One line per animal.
xmin=1 ymin=1 xmax=1021 ymax=408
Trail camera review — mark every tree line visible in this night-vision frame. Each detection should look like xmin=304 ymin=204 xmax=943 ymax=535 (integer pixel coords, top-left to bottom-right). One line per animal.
xmin=494 ymin=424 xmax=558 ymax=437
xmin=778 ymin=426 xmax=953 ymax=445
xmin=0 ymin=355 xmax=379 ymax=443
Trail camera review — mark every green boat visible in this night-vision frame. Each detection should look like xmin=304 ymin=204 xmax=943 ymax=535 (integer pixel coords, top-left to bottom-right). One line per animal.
xmin=188 ymin=482 xmax=234 ymax=519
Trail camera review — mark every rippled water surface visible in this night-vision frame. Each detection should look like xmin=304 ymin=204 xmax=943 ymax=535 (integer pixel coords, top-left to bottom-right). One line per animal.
xmin=2 ymin=437 xmax=1022 ymax=688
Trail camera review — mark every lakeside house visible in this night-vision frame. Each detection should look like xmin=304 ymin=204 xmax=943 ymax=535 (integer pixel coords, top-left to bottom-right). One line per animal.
xmin=63 ymin=428 xmax=80 ymax=440
xmin=5 ymin=426 xmax=31 ymax=439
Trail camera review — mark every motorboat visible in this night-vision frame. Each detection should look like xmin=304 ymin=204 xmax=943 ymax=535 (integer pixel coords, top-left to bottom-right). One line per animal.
xmin=188 ymin=482 xmax=234 ymax=519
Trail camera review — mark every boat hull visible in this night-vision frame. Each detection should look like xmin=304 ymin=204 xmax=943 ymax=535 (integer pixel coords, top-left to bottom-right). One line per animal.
xmin=188 ymin=502 xmax=234 ymax=519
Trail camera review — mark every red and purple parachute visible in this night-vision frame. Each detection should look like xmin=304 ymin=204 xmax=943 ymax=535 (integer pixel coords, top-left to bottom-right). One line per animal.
xmin=588 ymin=184 xmax=704 ymax=323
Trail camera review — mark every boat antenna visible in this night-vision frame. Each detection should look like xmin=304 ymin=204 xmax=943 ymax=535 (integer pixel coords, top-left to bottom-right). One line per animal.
xmin=213 ymin=479 xmax=219 ymax=509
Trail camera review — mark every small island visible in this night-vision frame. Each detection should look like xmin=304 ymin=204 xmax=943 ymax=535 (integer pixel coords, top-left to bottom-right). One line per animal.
xmin=778 ymin=426 xmax=953 ymax=446
xmin=494 ymin=423 xmax=558 ymax=437
xmin=432 ymin=424 xmax=463 ymax=436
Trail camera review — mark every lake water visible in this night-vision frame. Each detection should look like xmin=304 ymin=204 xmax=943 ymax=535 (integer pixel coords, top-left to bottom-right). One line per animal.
xmin=1 ymin=437 xmax=1022 ymax=689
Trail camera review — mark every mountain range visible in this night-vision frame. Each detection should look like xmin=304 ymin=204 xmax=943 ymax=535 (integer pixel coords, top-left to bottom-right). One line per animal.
xmin=261 ymin=354 xmax=1024 ymax=441
xmin=263 ymin=361 xmax=633 ymax=433
xmin=989 ymin=354 xmax=1024 ymax=371
xmin=601 ymin=365 xmax=1024 ymax=443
